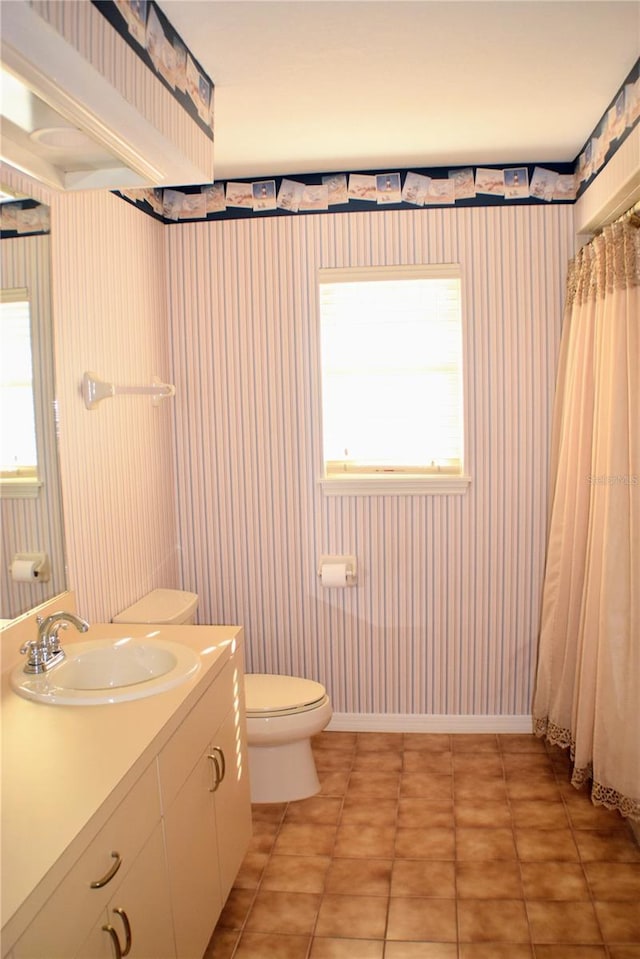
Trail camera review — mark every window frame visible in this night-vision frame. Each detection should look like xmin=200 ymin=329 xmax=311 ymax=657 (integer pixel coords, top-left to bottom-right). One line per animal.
xmin=0 ymin=287 xmax=42 ymax=499
xmin=317 ymin=264 xmax=470 ymax=496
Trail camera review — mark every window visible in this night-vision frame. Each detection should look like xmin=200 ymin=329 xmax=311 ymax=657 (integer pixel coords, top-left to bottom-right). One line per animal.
xmin=318 ymin=265 xmax=469 ymax=494
xmin=0 ymin=288 xmax=40 ymax=497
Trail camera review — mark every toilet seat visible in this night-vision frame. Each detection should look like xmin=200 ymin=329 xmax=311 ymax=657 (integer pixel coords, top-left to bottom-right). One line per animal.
xmin=245 ymin=673 xmax=327 ymax=717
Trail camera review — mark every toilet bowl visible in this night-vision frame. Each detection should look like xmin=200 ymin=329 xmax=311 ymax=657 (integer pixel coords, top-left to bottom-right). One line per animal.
xmin=244 ymin=673 xmax=332 ymax=803
xmin=113 ymin=590 xmax=332 ymax=804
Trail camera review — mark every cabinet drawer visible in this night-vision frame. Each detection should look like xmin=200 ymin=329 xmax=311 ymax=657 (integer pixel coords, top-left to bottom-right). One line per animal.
xmin=13 ymin=762 xmax=161 ymax=959
xmin=158 ymin=658 xmax=234 ymax=811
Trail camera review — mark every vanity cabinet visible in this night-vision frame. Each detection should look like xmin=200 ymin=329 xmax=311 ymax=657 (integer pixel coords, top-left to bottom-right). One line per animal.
xmin=7 ymin=637 xmax=251 ymax=959
xmin=12 ymin=763 xmax=167 ymax=959
xmin=159 ymin=655 xmax=252 ymax=959
xmin=75 ymin=823 xmax=174 ymax=959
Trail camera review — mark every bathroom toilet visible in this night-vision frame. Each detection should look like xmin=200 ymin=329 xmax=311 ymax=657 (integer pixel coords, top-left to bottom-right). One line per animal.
xmin=244 ymin=673 xmax=332 ymax=803
xmin=113 ymin=590 xmax=332 ymax=804
xmin=112 ymin=588 xmax=199 ymax=626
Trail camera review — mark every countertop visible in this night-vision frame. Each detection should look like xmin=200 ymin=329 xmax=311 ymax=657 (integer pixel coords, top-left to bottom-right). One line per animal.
xmin=1 ymin=618 xmax=243 ymax=952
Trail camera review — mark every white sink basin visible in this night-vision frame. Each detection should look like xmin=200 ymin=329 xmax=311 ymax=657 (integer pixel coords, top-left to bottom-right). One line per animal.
xmin=10 ymin=637 xmax=201 ymax=705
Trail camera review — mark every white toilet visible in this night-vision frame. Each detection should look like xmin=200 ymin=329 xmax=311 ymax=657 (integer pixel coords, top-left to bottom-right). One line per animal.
xmin=113 ymin=589 xmax=332 ymax=804
xmin=244 ymin=673 xmax=332 ymax=804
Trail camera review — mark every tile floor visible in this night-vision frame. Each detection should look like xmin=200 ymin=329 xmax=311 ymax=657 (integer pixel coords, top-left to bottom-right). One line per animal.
xmin=204 ymin=731 xmax=640 ymax=959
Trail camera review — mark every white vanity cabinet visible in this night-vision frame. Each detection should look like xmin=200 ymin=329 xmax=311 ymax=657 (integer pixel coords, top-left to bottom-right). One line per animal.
xmin=75 ymin=823 xmax=175 ymax=959
xmin=159 ymin=654 xmax=252 ymax=959
xmin=5 ymin=630 xmax=251 ymax=959
xmin=11 ymin=763 xmax=170 ymax=959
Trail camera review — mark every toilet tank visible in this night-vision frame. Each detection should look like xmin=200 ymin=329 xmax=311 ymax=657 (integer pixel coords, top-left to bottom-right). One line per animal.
xmin=112 ymin=588 xmax=199 ymax=625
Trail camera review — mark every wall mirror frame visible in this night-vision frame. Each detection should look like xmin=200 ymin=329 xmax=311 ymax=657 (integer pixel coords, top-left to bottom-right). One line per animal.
xmin=0 ymin=182 xmax=67 ymax=622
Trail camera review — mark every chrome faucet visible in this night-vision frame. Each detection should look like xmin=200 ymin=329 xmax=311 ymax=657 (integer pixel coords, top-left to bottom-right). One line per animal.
xmin=20 ymin=611 xmax=90 ymax=674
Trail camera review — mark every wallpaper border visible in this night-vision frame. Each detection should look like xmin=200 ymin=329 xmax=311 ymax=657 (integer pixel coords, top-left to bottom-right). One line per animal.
xmin=115 ymin=58 xmax=638 ymax=225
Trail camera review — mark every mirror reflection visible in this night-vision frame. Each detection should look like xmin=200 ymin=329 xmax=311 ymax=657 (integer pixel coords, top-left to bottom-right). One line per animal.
xmin=0 ymin=194 xmax=67 ymax=620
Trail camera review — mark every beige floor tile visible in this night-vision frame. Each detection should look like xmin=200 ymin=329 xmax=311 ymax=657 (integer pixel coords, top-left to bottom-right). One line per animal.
xmin=244 ymin=889 xmax=321 ymax=935
xmin=202 ymin=927 xmax=240 ymax=959
xmin=403 ymin=733 xmax=453 ymax=752
xmin=357 ymin=731 xmax=404 ymax=752
xmin=459 ymin=946 xmax=533 ymax=959
xmin=385 ymin=943 xmax=458 ymax=958
xmin=520 ymin=861 xmax=590 ymax=900
xmin=233 ymin=932 xmax=311 ymax=958
xmin=402 ymin=750 xmax=453 ymax=774
xmin=514 ymin=827 xmax=579 ymax=861
xmin=533 ymin=948 xmax=607 ymax=959
xmin=506 ymin=778 xmax=563 ymax=802
xmin=323 ymin=857 xmax=392 ymax=896
xmin=455 ymin=827 xmax=517 ymax=860
xmin=334 ymin=823 xmax=396 ymax=858
xmin=456 ymin=860 xmax=523 ymax=898
xmin=499 ymin=734 xmax=547 ymax=753
xmin=317 ymin=770 xmax=351 ymax=796
xmin=526 ymin=900 xmax=602 ymax=943
xmin=395 ymin=826 xmax=455 ymax=860
xmin=346 ymin=771 xmax=400 ymax=799
xmin=454 ymin=799 xmax=512 ymax=828
xmin=314 ymin=894 xmax=389 ymax=939
xmin=386 ymin=897 xmax=457 ymax=941
xmin=594 ymin=900 xmax=640 ymax=942
xmin=390 ymin=859 xmax=456 ymax=898
xmin=251 ymin=803 xmax=287 ymax=824
xmin=233 ymin=851 xmax=269 ymax=889
xmin=509 ymin=799 xmax=569 ymax=829
xmin=608 ymin=948 xmax=640 ymax=959
xmin=341 ymin=797 xmax=398 ymax=827
xmin=457 ymin=898 xmax=530 ymax=942
xmin=452 ymin=734 xmax=499 ymax=753
xmin=273 ymin=822 xmax=337 ymax=856
xmin=248 ymin=819 xmax=281 ymax=854
xmin=399 ymin=772 xmax=454 ymax=800
xmin=353 ymin=752 xmax=403 ymax=772
xmin=260 ymin=854 xmax=331 ymax=893
xmin=283 ymin=796 xmax=343 ymax=824
xmin=313 ymin=731 xmax=357 ymax=752
xmin=397 ymin=798 xmax=455 ymax=829
xmin=216 ymin=888 xmax=256 ymax=929
xmin=574 ymin=828 xmax=640 ymax=862
xmin=453 ymin=753 xmax=504 ymax=777
xmin=454 ymin=777 xmax=508 ymax=801
xmin=309 ymin=938 xmax=384 ymax=958
xmin=583 ymin=861 xmax=640 ymax=899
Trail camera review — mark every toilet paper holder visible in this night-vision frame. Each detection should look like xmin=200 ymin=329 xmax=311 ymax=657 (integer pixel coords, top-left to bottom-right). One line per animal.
xmin=317 ymin=555 xmax=357 ymax=586
xmin=10 ymin=552 xmax=51 ymax=583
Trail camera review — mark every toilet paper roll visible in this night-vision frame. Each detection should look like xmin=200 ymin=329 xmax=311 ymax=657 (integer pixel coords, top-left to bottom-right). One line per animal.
xmin=321 ymin=563 xmax=348 ymax=588
xmin=11 ymin=559 xmax=38 ymax=583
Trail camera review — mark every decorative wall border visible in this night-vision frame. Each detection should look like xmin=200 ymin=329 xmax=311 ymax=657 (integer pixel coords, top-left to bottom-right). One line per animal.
xmin=0 ymin=201 xmax=50 ymax=239
xmin=91 ymin=0 xmax=214 ymax=141
xmin=114 ymin=55 xmax=635 ymax=224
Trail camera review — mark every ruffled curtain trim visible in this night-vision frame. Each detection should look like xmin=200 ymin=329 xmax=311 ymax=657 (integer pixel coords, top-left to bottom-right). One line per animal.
xmin=534 ymin=717 xmax=640 ymax=822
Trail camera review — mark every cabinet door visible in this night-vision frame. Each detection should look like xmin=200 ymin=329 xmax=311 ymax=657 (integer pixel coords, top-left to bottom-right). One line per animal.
xmin=211 ymin=703 xmax=252 ymax=902
xmin=76 ymin=824 xmax=175 ymax=959
xmin=163 ymin=748 xmax=222 ymax=959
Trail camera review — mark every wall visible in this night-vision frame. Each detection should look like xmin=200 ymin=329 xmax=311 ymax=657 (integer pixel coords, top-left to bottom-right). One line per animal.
xmin=167 ymin=203 xmax=575 ymax=724
xmin=0 ymin=233 xmax=66 ymax=618
xmin=50 ymin=190 xmax=179 ymax=623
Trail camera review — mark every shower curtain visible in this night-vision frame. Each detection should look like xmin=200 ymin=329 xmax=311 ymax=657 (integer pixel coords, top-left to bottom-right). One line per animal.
xmin=533 ymin=215 xmax=639 ymax=821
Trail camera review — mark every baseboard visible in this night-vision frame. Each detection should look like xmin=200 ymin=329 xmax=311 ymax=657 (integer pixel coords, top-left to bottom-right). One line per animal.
xmin=327 ymin=712 xmax=534 ymax=734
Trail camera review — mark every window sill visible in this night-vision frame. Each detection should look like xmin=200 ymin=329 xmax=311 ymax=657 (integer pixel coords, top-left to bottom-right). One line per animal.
xmin=319 ymin=474 xmax=471 ymax=496
xmin=0 ymin=477 xmax=43 ymax=499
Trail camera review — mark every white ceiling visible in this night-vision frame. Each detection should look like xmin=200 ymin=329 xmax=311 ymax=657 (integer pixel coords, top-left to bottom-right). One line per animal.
xmin=160 ymin=0 xmax=639 ymax=181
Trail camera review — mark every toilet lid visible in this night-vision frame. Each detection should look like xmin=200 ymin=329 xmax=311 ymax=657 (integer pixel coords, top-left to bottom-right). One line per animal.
xmin=245 ymin=674 xmax=327 ymax=715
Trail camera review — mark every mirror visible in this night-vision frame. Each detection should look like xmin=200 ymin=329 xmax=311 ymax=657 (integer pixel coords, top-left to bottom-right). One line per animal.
xmin=0 ymin=189 xmax=67 ymax=621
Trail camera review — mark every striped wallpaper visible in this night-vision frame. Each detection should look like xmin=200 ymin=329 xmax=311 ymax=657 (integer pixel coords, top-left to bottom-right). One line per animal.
xmin=167 ymin=204 xmax=575 ymax=720
xmin=50 ymin=189 xmax=179 ymax=624
xmin=0 ymin=234 xmax=66 ymax=618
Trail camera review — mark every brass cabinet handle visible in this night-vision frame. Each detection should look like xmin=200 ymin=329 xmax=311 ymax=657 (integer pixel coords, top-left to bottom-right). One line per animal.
xmin=207 ymin=747 xmax=226 ymax=792
xmin=102 ymin=924 xmax=123 ymax=959
xmin=90 ymin=851 xmax=122 ymax=888
xmin=113 ymin=907 xmax=132 ymax=957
